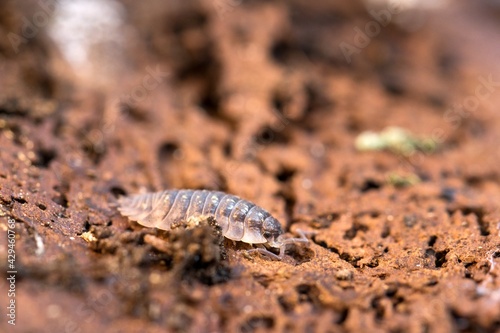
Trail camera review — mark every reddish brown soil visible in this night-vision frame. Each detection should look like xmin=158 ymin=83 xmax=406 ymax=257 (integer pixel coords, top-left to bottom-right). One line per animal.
xmin=1 ymin=0 xmax=500 ymax=332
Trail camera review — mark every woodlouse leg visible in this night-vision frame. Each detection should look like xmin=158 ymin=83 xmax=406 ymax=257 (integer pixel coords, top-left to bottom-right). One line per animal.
xmin=275 ymin=229 xmax=311 ymax=259
xmin=247 ymin=230 xmax=311 ymax=260
xmin=280 ymin=229 xmax=310 ymax=246
xmin=246 ymin=247 xmax=281 ymax=260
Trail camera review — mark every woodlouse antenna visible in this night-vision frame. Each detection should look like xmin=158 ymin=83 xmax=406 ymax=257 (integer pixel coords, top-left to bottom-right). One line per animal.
xmin=248 ymin=229 xmax=309 ymax=260
xmin=276 ymin=229 xmax=309 ymax=258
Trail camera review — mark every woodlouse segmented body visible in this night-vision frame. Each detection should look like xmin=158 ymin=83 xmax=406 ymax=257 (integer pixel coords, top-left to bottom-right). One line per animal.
xmin=118 ymin=189 xmax=307 ymax=259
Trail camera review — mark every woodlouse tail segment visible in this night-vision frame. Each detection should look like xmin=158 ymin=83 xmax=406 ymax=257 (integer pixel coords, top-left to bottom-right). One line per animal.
xmin=116 ymin=194 xmax=155 ymax=226
xmin=116 ymin=196 xmax=134 ymax=215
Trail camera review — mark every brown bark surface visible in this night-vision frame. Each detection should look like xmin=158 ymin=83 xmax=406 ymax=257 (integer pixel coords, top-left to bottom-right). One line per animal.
xmin=1 ymin=0 xmax=499 ymax=332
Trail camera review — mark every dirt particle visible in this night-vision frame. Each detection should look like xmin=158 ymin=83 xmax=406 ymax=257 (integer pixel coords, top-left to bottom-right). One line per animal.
xmin=158 ymin=142 xmax=181 ymax=161
xmin=440 ymin=187 xmax=457 ymax=202
xmin=435 ymin=249 xmax=450 ymax=268
xmin=312 ymin=212 xmax=340 ymax=229
xmin=168 ymin=218 xmax=231 ymax=285
xmin=110 ymin=186 xmax=127 ymax=198
xmin=33 ymin=148 xmax=56 ymax=168
xmin=241 ymin=316 xmax=274 ymax=333
xmin=12 ymin=196 xmax=27 ymax=204
xmin=360 ymin=179 xmax=382 ymax=192
xmin=335 ymin=269 xmax=354 ymax=281
xmin=403 ymin=214 xmax=418 ymax=228
xmin=343 ymin=222 xmax=368 ymax=240
xmin=81 ymin=231 xmax=98 ymax=243
xmin=428 ymin=235 xmax=438 ymax=247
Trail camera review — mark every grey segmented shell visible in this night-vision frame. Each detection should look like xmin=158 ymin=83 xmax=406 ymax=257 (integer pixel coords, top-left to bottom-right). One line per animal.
xmin=117 ymin=189 xmax=284 ymax=245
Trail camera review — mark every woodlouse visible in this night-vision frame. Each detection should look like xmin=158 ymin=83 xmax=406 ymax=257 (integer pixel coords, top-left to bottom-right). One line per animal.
xmin=117 ymin=189 xmax=308 ymax=260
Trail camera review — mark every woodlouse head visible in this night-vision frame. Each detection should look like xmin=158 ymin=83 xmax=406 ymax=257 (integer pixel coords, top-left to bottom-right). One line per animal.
xmin=262 ymin=216 xmax=284 ymax=248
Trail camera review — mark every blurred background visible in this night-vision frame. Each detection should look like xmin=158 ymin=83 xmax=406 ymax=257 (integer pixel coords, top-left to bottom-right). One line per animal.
xmin=1 ymin=0 xmax=500 ymax=332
